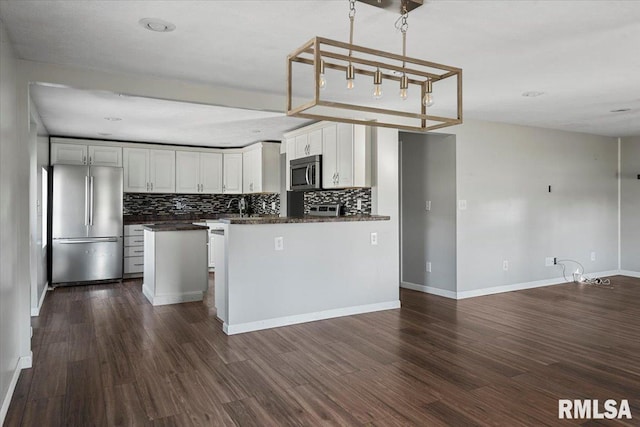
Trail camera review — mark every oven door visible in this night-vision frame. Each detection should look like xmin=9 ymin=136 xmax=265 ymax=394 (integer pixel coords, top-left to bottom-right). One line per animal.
xmin=290 ymin=161 xmax=320 ymax=190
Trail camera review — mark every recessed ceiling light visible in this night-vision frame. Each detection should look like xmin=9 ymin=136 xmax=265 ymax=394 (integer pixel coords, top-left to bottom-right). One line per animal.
xmin=139 ymin=18 xmax=176 ymax=33
xmin=104 ymin=117 xmax=122 ymax=121
xmin=610 ymin=108 xmax=631 ymax=113
xmin=97 ymin=132 xmax=112 ymax=136
xmin=522 ymin=91 xmax=545 ymax=98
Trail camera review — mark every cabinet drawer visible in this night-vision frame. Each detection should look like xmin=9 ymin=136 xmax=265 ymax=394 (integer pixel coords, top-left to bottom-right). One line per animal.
xmin=124 ymin=256 xmax=144 ymax=273
xmin=124 ymin=236 xmax=145 ymax=246
xmin=124 ymin=246 xmax=145 ymax=257
xmin=124 ymin=225 xmax=146 ymax=236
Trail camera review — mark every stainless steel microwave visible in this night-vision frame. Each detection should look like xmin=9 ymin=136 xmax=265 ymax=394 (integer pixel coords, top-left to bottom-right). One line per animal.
xmin=290 ymin=155 xmax=322 ymax=191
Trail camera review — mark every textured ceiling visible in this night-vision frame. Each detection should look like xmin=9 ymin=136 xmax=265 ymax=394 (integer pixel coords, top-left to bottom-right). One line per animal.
xmin=2 ymin=0 xmax=640 ymax=143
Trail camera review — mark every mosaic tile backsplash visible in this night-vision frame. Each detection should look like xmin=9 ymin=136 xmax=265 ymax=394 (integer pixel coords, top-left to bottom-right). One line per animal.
xmin=124 ymin=193 xmax=280 ymax=218
xmin=304 ymin=188 xmax=372 ymax=215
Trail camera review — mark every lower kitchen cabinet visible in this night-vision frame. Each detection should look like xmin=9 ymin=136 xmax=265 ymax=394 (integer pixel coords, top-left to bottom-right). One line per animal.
xmin=124 ymin=224 xmax=146 ymax=276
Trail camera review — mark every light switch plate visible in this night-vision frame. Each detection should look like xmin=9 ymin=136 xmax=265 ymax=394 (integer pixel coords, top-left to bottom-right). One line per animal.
xmin=271 ymin=202 xmax=277 ymax=210
xmin=425 ymin=201 xmax=431 ymax=211
xmin=370 ymin=232 xmax=378 ymax=246
xmin=590 ymin=251 xmax=596 ymax=261
xmin=426 ymin=261 xmax=431 ymax=272
xmin=357 ymin=198 xmax=362 ymax=210
xmin=458 ymin=200 xmax=467 ymax=210
xmin=262 ymin=201 xmax=266 ymax=210
xmin=503 ymin=260 xmax=509 ymax=271
xmin=274 ymin=236 xmax=284 ymax=251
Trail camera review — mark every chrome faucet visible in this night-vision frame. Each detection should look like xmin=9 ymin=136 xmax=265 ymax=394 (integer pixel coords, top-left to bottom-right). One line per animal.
xmin=227 ymin=197 xmax=247 ymax=217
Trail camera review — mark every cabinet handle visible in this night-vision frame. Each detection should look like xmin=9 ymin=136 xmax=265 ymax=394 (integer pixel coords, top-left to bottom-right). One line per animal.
xmin=134 ymin=250 xmax=144 ymax=254
xmin=83 ymin=155 xmax=87 ymax=164
xmin=150 ymin=182 xmax=153 ymax=191
xmin=146 ymin=183 xmax=149 ymax=191
xmin=133 ymin=263 xmax=144 ymax=266
xmin=89 ymin=156 xmax=92 ymax=164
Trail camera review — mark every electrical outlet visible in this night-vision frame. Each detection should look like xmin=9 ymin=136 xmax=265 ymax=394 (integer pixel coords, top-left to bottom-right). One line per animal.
xmin=262 ymin=201 xmax=266 ymax=210
xmin=357 ymin=198 xmax=362 ymax=210
xmin=426 ymin=261 xmax=432 ymax=272
xmin=370 ymin=232 xmax=378 ymax=246
xmin=274 ymin=236 xmax=284 ymax=251
xmin=271 ymin=201 xmax=277 ymax=210
xmin=425 ymin=200 xmax=431 ymax=211
xmin=458 ymin=200 xmax=467 ymax=210
xmin=590 ymin=251 xmax=596 ymax=261
xmin=545 ymin=257 xmax=555 ymax=267
xmin=503 ymin=260 xmax=509 ymax=271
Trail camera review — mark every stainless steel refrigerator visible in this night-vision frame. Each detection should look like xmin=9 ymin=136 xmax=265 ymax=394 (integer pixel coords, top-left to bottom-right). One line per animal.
xmin=52 ymin=165 xmax=123 ymax=284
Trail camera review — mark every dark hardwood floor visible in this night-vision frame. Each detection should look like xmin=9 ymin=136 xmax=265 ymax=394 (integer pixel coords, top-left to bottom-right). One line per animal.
xmin=4 ymin=274 xmax=640 ymax=426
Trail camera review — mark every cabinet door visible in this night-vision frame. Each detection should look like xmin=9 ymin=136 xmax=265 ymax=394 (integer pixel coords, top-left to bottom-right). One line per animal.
xmin=242 ymin=149 xmax=255 ymax=193
xmin=307 ymin=129 xmax=323 ymax=156
xmin=88 ymin=145 xmax=122 ymax=167
xmin=285 ymin=138 xmax=296 ymax=190
xmin=322 ymin=125 xmax=338 ymax=189
xmin=149 ymin=150 xmax=175 ymax=193
xmin=123 ymin=148 xmax=149 ymax=192
xmin=175 ymin=151 xmax=200 ymax=193
xmin=200 ymin=152 xmax=223 ymax=194
xmin=223 ymin=153 xmax=243 ymax=194
xmin=51 ymin=143 xmax=87 ymax=165
xmin=336 ymin=123 xmax=354 ymax=187
xmin=294 ymin=134 xmax=309 ymax=158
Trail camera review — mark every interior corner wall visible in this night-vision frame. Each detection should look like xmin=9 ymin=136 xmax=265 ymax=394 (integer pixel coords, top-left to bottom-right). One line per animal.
xmin=450 ymin=120 xmax=619 ymax=293
xmin=0 ymin=19 xmax=31 ymax=423
xmin=620 ymin=136 xmax=640 ymax=273
xmin=400 ymin=132 xmax=457 ymax=293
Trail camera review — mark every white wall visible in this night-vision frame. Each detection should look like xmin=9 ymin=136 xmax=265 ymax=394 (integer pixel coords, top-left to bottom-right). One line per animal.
xmin=451 ymin=120 xmax=619 ymax=293
xmin=400 ymin=132 xmax=457 ymax=293
xmin=0 ymin=19 xmax=31 ymax=424
xmin=621 ymin=136 xmax=640 ymax=273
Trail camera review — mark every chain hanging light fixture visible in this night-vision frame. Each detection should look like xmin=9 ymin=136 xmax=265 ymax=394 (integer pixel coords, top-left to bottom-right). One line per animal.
xmin=286 ymin=0 xmax=462 ymax=132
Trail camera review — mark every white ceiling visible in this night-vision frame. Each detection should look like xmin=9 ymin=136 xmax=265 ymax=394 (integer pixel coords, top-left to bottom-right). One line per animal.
xmin=2 ymin=0 xmax=640 ymax=143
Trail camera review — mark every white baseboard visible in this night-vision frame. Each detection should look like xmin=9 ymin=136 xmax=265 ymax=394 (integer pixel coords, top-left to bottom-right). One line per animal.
xmin=401 ymin=282 xmax=457 ymax=299
xmin=142 ymin=284 xmax=204 ymax=306
xmin=30 ymin=282 xmax=48 ymax=317
xmin=223 ymin=300 xmax=401 ymax=335
xmin=0 ymin=354 xmax=32 ymax=425
xmin=619 ymin=270 xmax=640 ymax=278
xmin=401 ymin=270 xmax=624 ymax=300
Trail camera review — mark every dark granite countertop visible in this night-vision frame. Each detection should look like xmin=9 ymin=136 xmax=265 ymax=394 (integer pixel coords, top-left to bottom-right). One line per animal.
xmin=219 ymin=215 xmax=390 ymax=224
xmin=125 ymin=214 xmax=239 ymax=225
xmin=143 ymin=223 xmax=210 ymax=232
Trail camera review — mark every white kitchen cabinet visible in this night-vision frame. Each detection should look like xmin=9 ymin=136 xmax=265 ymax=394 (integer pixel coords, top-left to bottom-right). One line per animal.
xmin=51 ymin=142 xmax=122 ymax=167
xmin=223 ymin=153 xmax=243 ymax=194
xmin=322 ymin=123 xmax=371 ymax=189
xmin=176 ymin=151 xmax=223 ymax=194
xmin=242 ymin=142 xmax=280 ymax=194
xmin=123 ymin=148 xmax=175 ymax=193
xmin=295 ymin=130 xmax=322 ymax=158
xmin=285 ymin=138 xmax=296 ymax=190
xmin=124 ymin=224 xmax=146 ymax=276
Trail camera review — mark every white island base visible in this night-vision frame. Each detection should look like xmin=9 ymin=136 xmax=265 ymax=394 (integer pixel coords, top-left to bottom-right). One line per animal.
xmin=142 ymin=225 xmax=209 ymax=306
xmin=213 ymin=216 xmax=400 ymax=335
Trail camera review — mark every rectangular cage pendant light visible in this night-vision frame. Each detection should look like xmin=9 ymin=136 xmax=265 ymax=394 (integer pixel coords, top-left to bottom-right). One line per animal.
xmin=286 ymin=0 xmax=462 ymax=132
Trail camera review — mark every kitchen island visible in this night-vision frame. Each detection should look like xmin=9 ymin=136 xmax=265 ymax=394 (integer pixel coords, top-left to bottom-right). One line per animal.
xmin=213 ymin=215 xmax=400 ymax=335
xmin=142 ymin=223 xmax=209 ymax=306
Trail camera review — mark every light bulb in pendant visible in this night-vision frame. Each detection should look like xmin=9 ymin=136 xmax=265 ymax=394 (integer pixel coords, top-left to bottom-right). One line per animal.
xmin=346 ymin=63 xmax=355 ymax=90
xmin=422 ymin=80 xmax=434 ymax=107
xmin=372 ymin=67 xmax=383 ymax=99
xmin=319 ymin=60 xmax=326 ymax=90
xmin=399 ymin=73 xmax=409 ymax=100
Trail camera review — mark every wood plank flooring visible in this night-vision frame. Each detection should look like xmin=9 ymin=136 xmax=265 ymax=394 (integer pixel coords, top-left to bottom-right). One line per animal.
xmin=5 ymin=275 xmax=640 ymax=426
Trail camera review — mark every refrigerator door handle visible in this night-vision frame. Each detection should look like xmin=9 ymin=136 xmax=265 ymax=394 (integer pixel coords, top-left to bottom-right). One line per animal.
xmin=89 ymin=175 xmax=94 ymax=226
xmin=84 ymin=176 xmax=90 ymax=226
xmin=56 ymin=237 xmax=118 ymax=244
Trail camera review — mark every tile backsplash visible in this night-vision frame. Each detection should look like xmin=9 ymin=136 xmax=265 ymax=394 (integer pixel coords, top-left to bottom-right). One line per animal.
xmin=124 ymin=193 xmax=280 ymax=218
xmin=304 ymin=188 xmax=372 ymax=215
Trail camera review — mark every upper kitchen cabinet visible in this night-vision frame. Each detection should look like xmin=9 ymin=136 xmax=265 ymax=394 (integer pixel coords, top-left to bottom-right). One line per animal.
xmin=242 ymin=142 xmax=281 ymax=194
xmin=223 ymin=153 xmax=243 ymax=194
xmin=294 ymin=129 xmax=322 ymax=159
xmin=176 ymin=151 xmax=223 ymax=194
xmin=323 ymin=123 xmax=371 ymax=189
xmin=123 ymin=148 xmax=175 ymax=193
xmin=51 ymin=140 xmax=122 ymax=167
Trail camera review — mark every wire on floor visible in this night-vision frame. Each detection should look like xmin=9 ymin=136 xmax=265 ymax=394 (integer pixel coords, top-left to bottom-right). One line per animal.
xmin=555 ymin=258 xmax=613 ymax=288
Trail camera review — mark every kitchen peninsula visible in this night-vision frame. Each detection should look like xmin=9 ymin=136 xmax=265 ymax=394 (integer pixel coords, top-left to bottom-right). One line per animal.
xmin=213 ymin=215 xmax=400 ymax=335
xmin=142 ymin=223 xmax=209 ymax=306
